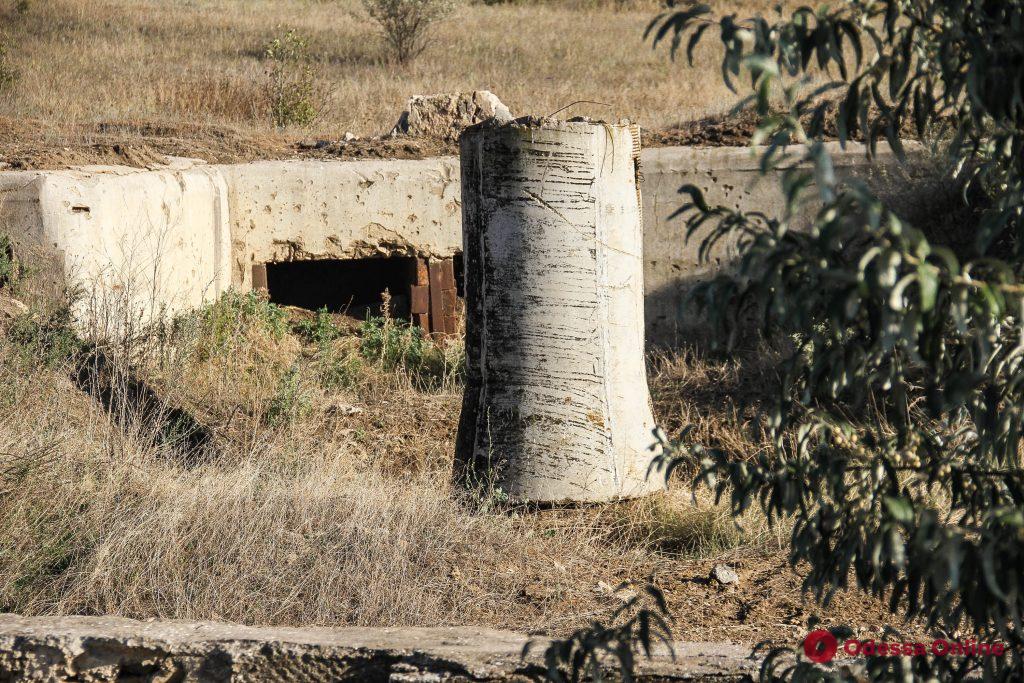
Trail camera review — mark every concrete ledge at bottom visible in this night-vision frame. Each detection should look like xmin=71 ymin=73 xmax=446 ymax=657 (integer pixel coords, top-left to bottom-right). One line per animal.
xmin=0 ymin=613 xmax=758 ymax=682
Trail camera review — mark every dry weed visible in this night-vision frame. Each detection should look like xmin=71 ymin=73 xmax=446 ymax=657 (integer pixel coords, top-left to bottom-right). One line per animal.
xmin=0 ymin=288 xmax=898 ymax=641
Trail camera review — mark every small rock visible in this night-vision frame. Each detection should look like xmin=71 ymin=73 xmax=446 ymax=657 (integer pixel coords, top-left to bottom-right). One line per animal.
xmin=613 ymin=586 xmax=638 ymax=603
xmin=343 ymin=132 xmax=358 ymax=142
xmin=325 ymin=399 xmax=364 ymax=417
xmin=0 ymin=295 xmax=28 ymax=321
xmin=390 ymin=662 xmax=443 ymax=683
xmin=711 ymin=564 xmax=740 ymax=586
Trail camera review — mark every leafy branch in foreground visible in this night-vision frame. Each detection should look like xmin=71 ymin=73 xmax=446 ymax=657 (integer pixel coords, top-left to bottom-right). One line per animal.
xmin=646 ymin=1 xmax=1024 ymax=680
xmin=526 ymin=585 xmax=672 ymax=683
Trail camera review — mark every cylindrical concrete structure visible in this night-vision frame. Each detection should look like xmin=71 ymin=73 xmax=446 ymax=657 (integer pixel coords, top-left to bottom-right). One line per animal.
xmin=455 ymin=118 xmax=664 ymax=503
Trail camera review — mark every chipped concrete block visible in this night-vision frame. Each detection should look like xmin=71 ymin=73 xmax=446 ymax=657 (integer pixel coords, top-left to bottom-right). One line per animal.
xmin=711 ymin=564 xmax=740 ymax=586
xmin=393 ymin=91 xmax=513 ymax=141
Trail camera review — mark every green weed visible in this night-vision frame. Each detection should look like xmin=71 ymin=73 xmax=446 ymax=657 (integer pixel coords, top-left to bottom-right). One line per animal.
xmin=358 ymin=314 xmax=462 ymax=390
xmin=187 ymin=290 xmax=287 ymax=358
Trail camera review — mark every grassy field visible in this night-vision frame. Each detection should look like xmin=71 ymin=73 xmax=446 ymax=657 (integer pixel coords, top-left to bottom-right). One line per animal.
xmin=0 ymin=0 xmax=788 ymax=166
xmin=0 ymin=282 xmax=905 ymax=643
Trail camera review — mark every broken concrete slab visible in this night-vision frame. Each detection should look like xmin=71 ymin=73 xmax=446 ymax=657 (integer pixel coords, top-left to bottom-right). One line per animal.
xmin=392 ymin=91 xmax=514 ymax=141
xmin=0 ymin=613 xmax=758 ymax=681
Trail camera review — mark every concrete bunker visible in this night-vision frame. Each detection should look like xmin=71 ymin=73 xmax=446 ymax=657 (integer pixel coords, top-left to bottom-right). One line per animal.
xmin=0 ymin=143 xmax=931 ymax=346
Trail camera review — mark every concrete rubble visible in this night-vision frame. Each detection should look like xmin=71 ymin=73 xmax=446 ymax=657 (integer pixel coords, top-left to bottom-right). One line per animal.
xmin=0 ymin=613 xmax=760 ymax=681
xmin=392 ymin=91 xmax=514 ymax=141
xmin=711 ymin=565 xmax=740 ymax=587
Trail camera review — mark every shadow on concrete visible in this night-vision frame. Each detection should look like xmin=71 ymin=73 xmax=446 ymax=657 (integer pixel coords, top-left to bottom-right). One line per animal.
xmin=642 ymin=150 xmax=964 ymax=351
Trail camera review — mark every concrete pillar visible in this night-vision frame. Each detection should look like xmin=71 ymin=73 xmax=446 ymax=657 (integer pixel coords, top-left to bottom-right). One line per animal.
xmin=455 ymin=119 xmax=664 ymax=503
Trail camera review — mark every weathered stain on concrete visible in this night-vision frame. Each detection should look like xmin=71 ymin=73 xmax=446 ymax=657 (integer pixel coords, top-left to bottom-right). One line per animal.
xmin=0 ymin=142 xmax=925 ymax=344
xmin=457 ymin=119 xmax=664 ymax=503
xmin=0 ymin=614 xmax=758 ymax=681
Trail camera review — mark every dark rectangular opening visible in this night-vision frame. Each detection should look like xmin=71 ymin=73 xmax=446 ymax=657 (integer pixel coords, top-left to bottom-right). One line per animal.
xmin=265 ymin=257 xmax=418 ymax=320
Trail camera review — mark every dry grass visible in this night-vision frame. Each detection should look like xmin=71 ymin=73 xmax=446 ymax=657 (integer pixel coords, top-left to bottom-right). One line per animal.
xmin=0 ymin=0 xmax=791 ymax=145
xmin=0 ymin=287 xmax=907 ymax=642
xmin=0 ymin=293 xmax=612 ymax=628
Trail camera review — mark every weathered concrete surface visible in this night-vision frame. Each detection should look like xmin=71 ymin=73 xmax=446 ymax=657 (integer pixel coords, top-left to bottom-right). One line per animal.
xmin=0 ymin=614 xmax=758 ymax=681
xmin=457 ymin=119 xmax=663 ymax=503
xmin=220 ymin=158 xmax=462 ymax=290
xmin=638 ymin=143 xmax=932 ymax=345
xmin=0 ymin=141 xmax=928 ymax=342
xmin=0 ymin=159 xmax=232 ymax=326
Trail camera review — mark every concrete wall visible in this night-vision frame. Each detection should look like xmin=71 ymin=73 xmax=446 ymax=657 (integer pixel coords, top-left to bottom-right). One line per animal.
xmin=0 ymin=161 xmax=232 ymax=328
xmin=220 ymin=158 xmax=461 ymax=289
xmin=0 ymin=143 xmax=933 ymax=343
xmin=638 ymin=143 xmax=935 ymax=345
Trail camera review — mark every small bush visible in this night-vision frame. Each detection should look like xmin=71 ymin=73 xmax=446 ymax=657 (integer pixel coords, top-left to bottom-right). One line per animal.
xmin=262 ymin=29 xmax=323 ymax=128
xmin=190 ymin=291 xmax=288 ymax=358
xmin=297 ymin=309 xmax=365 ymax=389
xmin=362 ymin=0 xmax=455 ymax=64
xmin=359 ymin=314 xmax=462 ymax=390
xmin=5 ymin=305 xmax=81 ymax=370
xmin=294 ymin=307 xmax=340 ymax=350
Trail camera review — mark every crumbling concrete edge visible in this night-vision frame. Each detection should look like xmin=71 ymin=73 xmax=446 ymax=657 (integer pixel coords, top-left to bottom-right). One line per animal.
xmin=0 ymin=614 xmax=759 ymax=681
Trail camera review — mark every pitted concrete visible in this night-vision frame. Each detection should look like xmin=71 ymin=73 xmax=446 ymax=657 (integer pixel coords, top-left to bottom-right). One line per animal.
xmin=220 ymin=157 xmax=462 ymax=290
xmin=0 ymin=614 xmax=758 ymax=681
xmin=0 ymin=142 xmax=929 ymax=343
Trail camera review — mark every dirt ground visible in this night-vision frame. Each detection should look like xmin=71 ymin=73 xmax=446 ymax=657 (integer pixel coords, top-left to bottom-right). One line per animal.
xmin=0 ymin=117 xmax=461 ymax=171
xmin=0 ymin=112 xmax=775 ymax=171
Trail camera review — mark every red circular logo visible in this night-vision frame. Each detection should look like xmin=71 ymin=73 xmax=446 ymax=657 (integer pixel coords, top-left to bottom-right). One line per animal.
xmin=804 ymin=630 xmax=838 ymax=663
